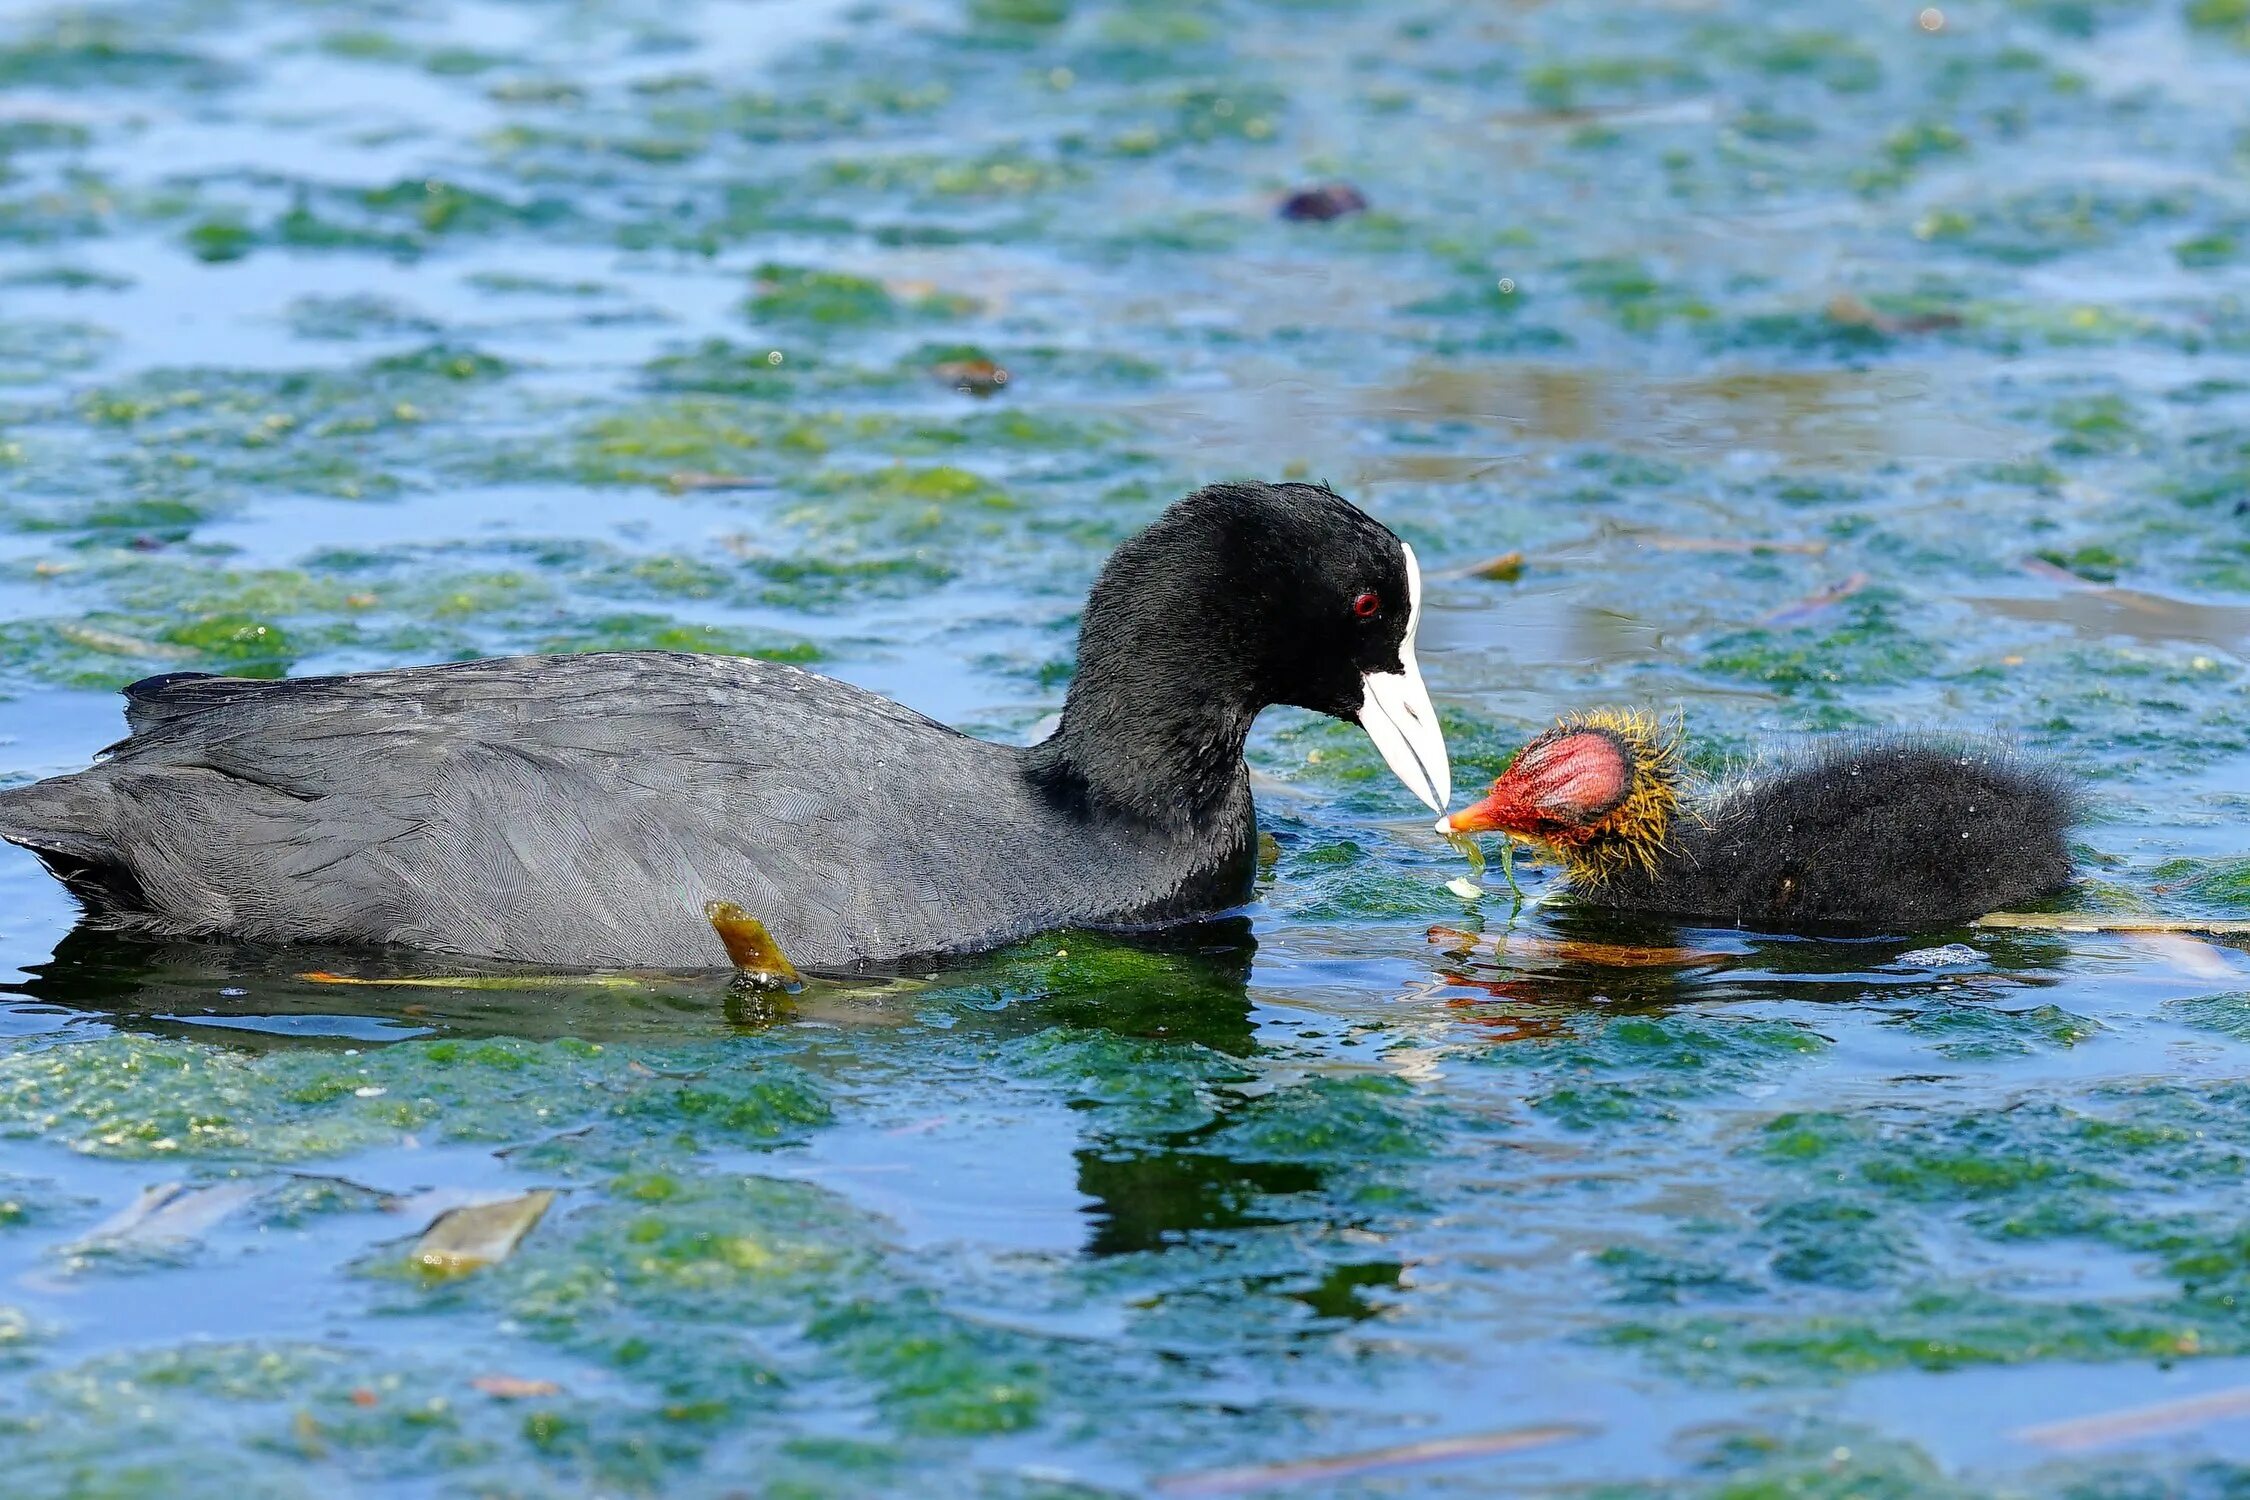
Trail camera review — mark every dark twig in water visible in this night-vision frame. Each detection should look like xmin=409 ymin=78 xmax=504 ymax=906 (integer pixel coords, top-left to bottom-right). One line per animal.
xmin=1762 ymin=570 xmax=1869 ymax=626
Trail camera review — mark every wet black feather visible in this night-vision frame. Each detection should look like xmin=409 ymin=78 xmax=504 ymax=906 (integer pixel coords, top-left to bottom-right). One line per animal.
xmin=1594 ymin=735 xmax=2078 ymax=930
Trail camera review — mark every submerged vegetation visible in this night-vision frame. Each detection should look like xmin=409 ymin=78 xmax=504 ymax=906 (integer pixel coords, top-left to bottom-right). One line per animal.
xmin=0 ymin=0 xmax=2246 ymax=1492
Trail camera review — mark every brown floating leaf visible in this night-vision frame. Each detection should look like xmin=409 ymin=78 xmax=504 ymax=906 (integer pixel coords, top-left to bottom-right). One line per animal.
xmin=1975 ymin=913 xmax=2250 ymax=937
xmin=471 ymin=1375 xmax=564 ymax=1400
xmin=2011 ymin=1384 xmax=2250 ymax=1453
xmin=1154 ymin=1423 xmax=1594 ymax=1495
xmin=412 ymin=1190 xmax=555 ymax=1276
xmin=1762 ymin=570 xmax=1869 ymax=626
xmin=1467 ymin=550 xmax=1525 ymax=582
xmin=1824 ymin=293 xmax=1961 ymax=335
xmin=706 ymin=901 xmax=805 ymax=991
xmin=1825 ymin=292 xmax=1886 ymax=329
xmin=932 ymin=358 xmax=1009 ymax=396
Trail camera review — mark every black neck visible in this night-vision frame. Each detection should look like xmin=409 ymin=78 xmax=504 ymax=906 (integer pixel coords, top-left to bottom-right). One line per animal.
xmin=1026 ymin=676 xmax=1256 ymax=828
xmin=1022 ymin=491 xmax=1278 ymax=828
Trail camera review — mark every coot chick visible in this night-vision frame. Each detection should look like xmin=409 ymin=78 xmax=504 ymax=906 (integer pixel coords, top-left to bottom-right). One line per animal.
xmin=1436 ymin=709 xmax=2076 ymax=929
xmin=0 ymin=482 xmax=1450 ymax=971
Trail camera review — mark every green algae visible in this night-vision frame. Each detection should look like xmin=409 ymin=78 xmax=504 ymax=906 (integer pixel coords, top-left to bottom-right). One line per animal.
xmin=1565 ymin=256 xmax=1716 ymax=332
xmin=1007 ymin=1028 xmax=1249 ymax=1136
xmin=1761 ymin=1196 xmax=1927 ymax=1290
xmin=1891 ymin=1002 xmax=2103 ymax=1059
xmin=820 ymin=148 xmax=1084 ymax=202
xmin=1523 ymin=55 xmax=1706 ymax=113
xmin=783 ymin=463 xmax=1019 ymax=549
xmin=1700 ymin=592 xmax=1941 ymax=693
xmin=746 ymin=553 xmax=955 ymax=607
xmin=641 ymin=339 xmax=809 ymax=400
xmin=2151 ymin=858 xmax=2250 ymax=915
xmin=0 ymin=1033 xmax=831 ymax=1161
xmin=1587 ymin=1082 xmax=2250 ymax=1383
xmin=1609 ymin=1292 xmax=2226 ymax=1382
xmin=0 ymin=318 xmax=111 ymax=385
xmin=746 ymin=263 xmax=974 ymax=326
xmin=1915 ymin=185 xmax=2201 ymax=265
xmin=1476 ymin=1014 xmax=1831 ymax=1130
xmin=0 ymin=19 xmax=230 ymax=91
xmin=567 ymin=398 xmax=784 ymax=485
xmin=430 ymin=1169 xmax=1106 ymax=1452
xmin=2187 ymin=0 xmax=2250 ymax=36
xmin=1206 ymin=1074 xmax=1439 ymax=1167
xmin=284 ymin=294 xmax=440 ymax=343
xmin=534 ymin=615 xmax=822 ymax=664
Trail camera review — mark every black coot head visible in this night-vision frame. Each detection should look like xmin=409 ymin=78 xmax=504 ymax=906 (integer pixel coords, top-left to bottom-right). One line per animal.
xmin=1073 ymin=481 xmax=1451 ymax=812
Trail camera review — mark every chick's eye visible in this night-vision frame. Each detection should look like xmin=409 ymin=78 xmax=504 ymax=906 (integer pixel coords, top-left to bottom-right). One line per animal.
xmin=1351 ymin=591 xmax=1382 ymax=619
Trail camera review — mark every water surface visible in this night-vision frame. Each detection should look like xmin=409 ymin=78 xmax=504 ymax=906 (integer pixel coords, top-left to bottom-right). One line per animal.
xmin=1 ymin=0 xmax=2249 ymax=1492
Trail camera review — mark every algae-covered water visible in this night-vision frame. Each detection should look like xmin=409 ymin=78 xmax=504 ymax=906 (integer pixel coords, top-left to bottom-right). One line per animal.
xmin=1 ymin=0 xmax=2249 ymax=1492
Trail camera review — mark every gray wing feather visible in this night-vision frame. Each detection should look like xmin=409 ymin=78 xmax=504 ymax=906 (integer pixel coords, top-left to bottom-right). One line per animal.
xmin=2 ymin=653 xmax=1093 ymax=968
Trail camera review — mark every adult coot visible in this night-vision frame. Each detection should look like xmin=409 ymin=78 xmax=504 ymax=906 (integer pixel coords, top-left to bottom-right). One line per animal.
xmin=0 ymin=482 xmax=1451 ymax=970
xmin=1436 ymin=709 xmax=2075 ymax=929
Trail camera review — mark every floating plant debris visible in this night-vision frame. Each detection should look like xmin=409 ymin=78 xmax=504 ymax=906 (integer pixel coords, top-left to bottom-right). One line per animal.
xmin=2012 ymin=1385 xmax=2250 ymax=1454
xmin=469 ymin=1374 xmax=565 ymax=1399
xmin=410 ymin=1191 xmax=556 ymax=1277
xmin=931 ymin=357 xmax=1008 ymax=395
xmin=1277 ymin=183 xmax=1368 ymax=222
xmin=71 ymin=1180 xmax=262 ymax=1252
xmin=1974 ymin=913 xmax=2250 ymax=936
xmin=1154 ymin=1423 xmax=1595 ymax=1495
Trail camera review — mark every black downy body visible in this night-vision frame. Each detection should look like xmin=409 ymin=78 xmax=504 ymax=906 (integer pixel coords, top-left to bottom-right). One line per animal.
xmin=1605 ymin=738 xmax=2077 ymax=929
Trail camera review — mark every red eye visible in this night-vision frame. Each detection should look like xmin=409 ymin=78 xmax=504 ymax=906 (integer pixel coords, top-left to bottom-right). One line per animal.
xmin=1352 ymin=591 xmax=1381 ymax=619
